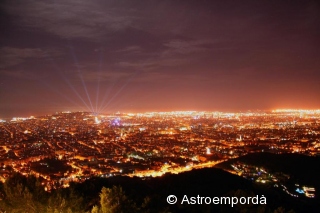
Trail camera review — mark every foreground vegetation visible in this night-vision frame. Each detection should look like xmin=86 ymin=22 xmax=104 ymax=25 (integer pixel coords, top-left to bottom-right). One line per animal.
xmin=0 ymin=154 xmax=319 ymax=213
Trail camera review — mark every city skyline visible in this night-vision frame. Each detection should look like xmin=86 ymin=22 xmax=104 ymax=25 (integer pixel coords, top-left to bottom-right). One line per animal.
xmin=1 ymin=109 xmax=319 ymax=191
xmin=1 ymin=0 xmax=320 ymax=118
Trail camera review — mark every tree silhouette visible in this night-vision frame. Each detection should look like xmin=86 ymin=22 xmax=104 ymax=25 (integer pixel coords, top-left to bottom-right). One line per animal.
xmin=90 ymin=186 xmax=138 ymax=213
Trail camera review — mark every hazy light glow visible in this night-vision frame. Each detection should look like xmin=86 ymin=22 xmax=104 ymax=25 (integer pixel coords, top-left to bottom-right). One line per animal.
xmin=0 ymin=1 xmax=319 ymax=118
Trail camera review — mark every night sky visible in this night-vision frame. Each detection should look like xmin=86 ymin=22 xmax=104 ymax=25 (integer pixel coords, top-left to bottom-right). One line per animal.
xmin=1 ymin=0 xmax=320 ymax=118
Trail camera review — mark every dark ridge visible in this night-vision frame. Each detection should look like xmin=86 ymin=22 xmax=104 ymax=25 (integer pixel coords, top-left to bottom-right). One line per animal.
xmin=215 ymin=152 xmax=320 ymax=190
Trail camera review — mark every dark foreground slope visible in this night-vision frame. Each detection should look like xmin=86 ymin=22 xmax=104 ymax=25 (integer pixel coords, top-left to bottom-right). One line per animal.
xmin=216 ymin=152 xmax=320 ymax=191
xmin=1 ymin=165 xmax=319 ymax=213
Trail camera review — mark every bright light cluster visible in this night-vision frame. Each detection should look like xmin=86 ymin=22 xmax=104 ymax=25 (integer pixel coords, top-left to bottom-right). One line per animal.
xmin=272 ymin=109 xmax=320 ymax=114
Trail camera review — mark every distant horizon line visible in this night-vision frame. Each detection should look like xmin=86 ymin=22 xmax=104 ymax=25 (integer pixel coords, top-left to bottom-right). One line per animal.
xmin=2 ymin=108 xmax=320 ymax=120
